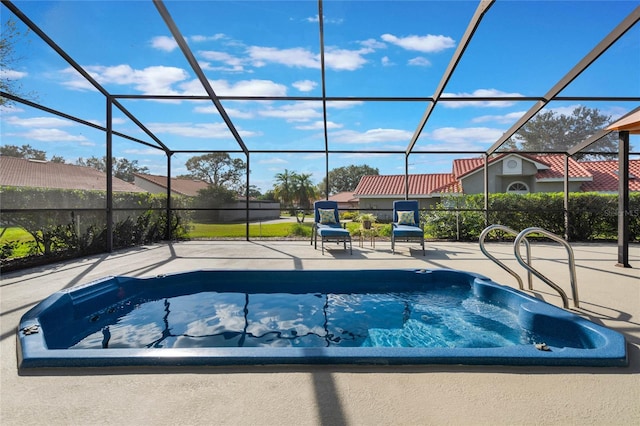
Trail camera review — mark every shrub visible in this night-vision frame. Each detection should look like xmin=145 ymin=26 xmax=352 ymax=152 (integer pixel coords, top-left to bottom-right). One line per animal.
xmin=288 ymin=222 xmax=312 ymax=237
xmin=424 ymin=192 xmax=639 ymax=242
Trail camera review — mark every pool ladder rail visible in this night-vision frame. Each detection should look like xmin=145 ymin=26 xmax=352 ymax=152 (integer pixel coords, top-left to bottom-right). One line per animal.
xmin=479 ymin=225 xmax=579 ymax=309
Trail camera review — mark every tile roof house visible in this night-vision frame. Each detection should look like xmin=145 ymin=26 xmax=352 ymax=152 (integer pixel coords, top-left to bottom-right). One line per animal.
xmin=327 ymin=191 xmax=359 ymax=211
xmin=354 ymin=153 xmax=639 ymax=219
xmin=132 ymin=173 xmax=282 ymax=222
xmin=133 ymin=173 xmax=210 ymax=197
xmin=0 ymin=156 xmax=146 ymax=192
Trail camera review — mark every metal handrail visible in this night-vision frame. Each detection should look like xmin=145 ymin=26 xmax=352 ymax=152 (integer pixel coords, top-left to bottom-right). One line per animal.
xmin=479 ymin=225 xmax=532 ymax=291
xmin=513 ymin=227 xmax=580 ymax=309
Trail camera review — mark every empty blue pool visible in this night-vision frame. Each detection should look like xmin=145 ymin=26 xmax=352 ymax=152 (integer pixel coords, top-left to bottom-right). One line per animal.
xmin=17 ymin=269 xmax=627 ymax=368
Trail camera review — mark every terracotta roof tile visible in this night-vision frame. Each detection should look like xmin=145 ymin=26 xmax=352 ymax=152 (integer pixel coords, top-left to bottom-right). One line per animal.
xmin=328 ymin=191 xmax=357 ymax=203
xmin=354 ymin=173 xmax=459 ymax=197
xmin=353 ymin=156 xmax=639 ymax=197
xmin=0 ymin=156 xmax=146 ymax=192
xmin=580 ymin=160 xmax=640 ymax=192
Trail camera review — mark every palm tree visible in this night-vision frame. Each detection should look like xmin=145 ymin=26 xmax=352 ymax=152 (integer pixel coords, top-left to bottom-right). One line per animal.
xmin=292 ymin=173 xmax=318 ymax=222
xmin=273 ymin=169 xmax=296 ymax=211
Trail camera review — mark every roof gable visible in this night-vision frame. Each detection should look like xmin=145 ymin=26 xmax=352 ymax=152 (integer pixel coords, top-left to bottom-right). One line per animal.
xmin=453 ymin=153 xmax=592 ymax=181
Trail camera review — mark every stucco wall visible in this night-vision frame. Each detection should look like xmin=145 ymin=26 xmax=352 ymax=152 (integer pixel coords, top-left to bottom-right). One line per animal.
xmin=133 ymin=178 xmax=165 ymax=194
xmin=218 ymin=201 xmax=281 ymax=222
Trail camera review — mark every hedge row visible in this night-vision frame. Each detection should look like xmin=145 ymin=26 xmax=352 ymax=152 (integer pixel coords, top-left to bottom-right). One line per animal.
xmin=0 ymin=187 xmax=191 ymax=266
xmin=424 ymin=192 xmax=639 ymax=241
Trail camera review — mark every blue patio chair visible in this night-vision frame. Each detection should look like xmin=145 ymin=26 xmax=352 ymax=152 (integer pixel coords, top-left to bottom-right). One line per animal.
xmin=391 ymin=200 xmax=425 ymax=255
xmin=311 ymin=200 xmax=352 ymax=255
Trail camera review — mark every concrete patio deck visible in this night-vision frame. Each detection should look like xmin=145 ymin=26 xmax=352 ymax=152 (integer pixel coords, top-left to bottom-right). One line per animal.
xmin=1 ymin=240 xmax=639 ymax=425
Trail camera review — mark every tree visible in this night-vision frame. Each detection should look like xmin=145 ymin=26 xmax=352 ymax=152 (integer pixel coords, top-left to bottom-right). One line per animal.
xmin=292 ymin=173 xmax=317 ymax=211
xmin=273 ymin=169 xmax=296 ymax=210
xmin=1 ymin=17 xmax=31 ymax=106
xmin=273 ymin=170 xmax=317 ymax=222
xmin=258 ymin=189 xmax=277 ymax=201
xmin=246 ymin=185 xmax=262 ymax=199
xmin=76 ymin=156 xmax=149 ymax=182
xmin=0 ymin=144 xmax=46 ymax=160
xmin=506 ymin=106 xmax=619 ymax=159
xmin=185 ymin=153 xmax=246 ymax=191
xmin=192 ymin=185 xmax=237 ymax=223
xmin=318 ymin=164 xmax=379 ymax=196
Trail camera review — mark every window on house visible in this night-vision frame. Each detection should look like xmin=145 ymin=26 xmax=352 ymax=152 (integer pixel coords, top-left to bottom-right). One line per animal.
xmin=506 ymin=181 xmax=529 ymax=194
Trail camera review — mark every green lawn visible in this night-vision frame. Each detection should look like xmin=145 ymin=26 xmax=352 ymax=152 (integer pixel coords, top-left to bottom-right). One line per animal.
xmin=0 ymin=227 xmax=37 ymax=258
xmin=187 ymin=221 xmax=314 ymax=238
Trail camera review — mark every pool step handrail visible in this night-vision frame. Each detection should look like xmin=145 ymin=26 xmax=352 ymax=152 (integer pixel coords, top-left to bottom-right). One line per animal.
xmin=479 ymin=225 xmax=533 ymax=291
xmin=513 ymin=227 xmax=580 ymax=309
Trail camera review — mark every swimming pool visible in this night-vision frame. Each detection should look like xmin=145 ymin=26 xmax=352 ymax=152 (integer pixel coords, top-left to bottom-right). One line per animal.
xmin=17 ymin=269 xmax=627 ymax=368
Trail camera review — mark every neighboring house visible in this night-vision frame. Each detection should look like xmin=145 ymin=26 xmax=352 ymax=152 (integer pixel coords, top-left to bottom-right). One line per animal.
xmin=0 ymin=156 xmax=146 ymax=193
xmin=354 ymin=153 xmax=640 ymax=220
xmin=328 ymin=191 xmax=359 ymax=211
xmin=133 ymin=172 xmax=280 ymax=222
xmin=133 ymin=173 xmax=209 ymax=197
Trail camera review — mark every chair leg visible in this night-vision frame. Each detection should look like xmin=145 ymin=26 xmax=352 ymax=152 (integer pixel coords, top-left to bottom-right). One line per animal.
xmin=391 ymin=234 xmax=395 ymax=254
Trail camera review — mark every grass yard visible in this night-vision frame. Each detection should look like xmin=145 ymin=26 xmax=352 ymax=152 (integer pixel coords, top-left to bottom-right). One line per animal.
xmin=187 ymin=221 xmax=314 ymax=238
xmin=0 ymin=227 xmax=37 ymax=258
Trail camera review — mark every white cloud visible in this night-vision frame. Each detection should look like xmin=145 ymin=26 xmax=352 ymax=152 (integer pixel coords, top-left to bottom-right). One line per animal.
xmin=151 ymin=36 xmax=178 ymax=52
xmin=179 ymin=78 xmax=287 ymax=96
xmin=13 ymin=128 xmax=93 ymax=143
xmin=60 ymin=65 xmax=190 ymax=94
xmin=426 ymin=126 xmax=504 ymax=145
xmin=325 ymin=100 xmax=363 ymax=109
xmin=548 ymin=104 xmax=582 ymax=116
xmin=149 ymin=122 xmax=256 ymax=138
xmin=190 ymin=34 xmax=226 ymax=43
xmin=0 ymin=69 xmax=27 ymax=79
xmin=198 ymin=50 xmax=246 ymax=72
xmin=324 ymin=47 xmax=370 ymax=71
xmin=305 ymin=15 xmax=343 ymax=24
xmin=292 ymin=80 xmax=317 ymax=92
xmin=259 ymin=104 xmax=322 ymax=122
xmin=0 ymin=104 xmax=24 ymax=114
xmin=123 ymin=148 xmax=166 ymax=156
xmin=248 ymin=46 xmax=319 ymax=68
xmin=246 ymin=45 xmax=373 ymax=71
xmin=5 ymin=116 xmax=76 ymax=127
xmin=360 ymin=38 xmax=386 ymax=50
xmin=258 ymin=157 xmax=288 ymax=164
xmin=193 ymin=105 xmax=255 ymax=119
xmin=442 ymin=89 xmax=525 ymax=108
xmin=473 ymin=111 xmax=526 ymax=124
xmin=330 ymin=128 xmax=413 ymax=144
xmin=295 ymin=121 xmax=342 ymax=130
xmin=408 ymin=56 xmax=431 ymax=67
xmin=381 ymin=34 xmax=455 ymax=53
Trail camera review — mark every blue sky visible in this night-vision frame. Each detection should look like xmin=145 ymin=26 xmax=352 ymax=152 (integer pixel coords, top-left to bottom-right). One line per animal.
xmin=1 ymin=0 xmax=639 ymax=192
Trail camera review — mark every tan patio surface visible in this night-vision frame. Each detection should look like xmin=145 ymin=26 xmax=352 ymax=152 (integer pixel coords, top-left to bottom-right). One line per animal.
xmin=1 ymin=240 xmax=639 ymax=425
